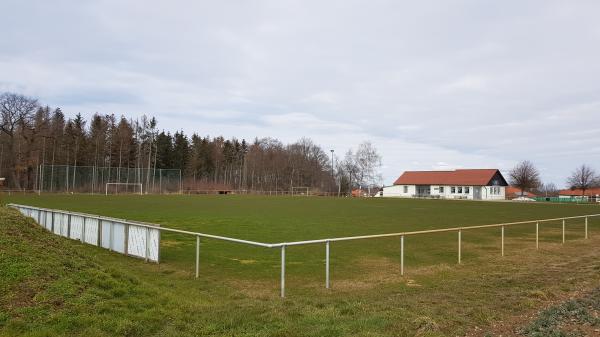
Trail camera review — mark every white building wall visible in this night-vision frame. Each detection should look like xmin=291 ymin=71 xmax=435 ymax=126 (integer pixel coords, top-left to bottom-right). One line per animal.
xmin=481 ymin=186 xmax=505 ymax=200
xmin=381 ymin=185 xmax=416 ymax=197
xmin=382 ymin=184 xmax=505 ymax=200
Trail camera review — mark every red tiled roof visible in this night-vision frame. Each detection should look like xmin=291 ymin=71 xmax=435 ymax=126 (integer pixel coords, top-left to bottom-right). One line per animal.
xmin=393 ymin=169 xmax=506 ymax=186
xmin=559 ymin=188 xmax=600 ymax=196
xmin=506 ymin=186 xmax=537 ymax=197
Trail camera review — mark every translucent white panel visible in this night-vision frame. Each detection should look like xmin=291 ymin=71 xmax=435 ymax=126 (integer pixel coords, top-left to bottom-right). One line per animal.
xmin=84 ymin=218 xmax=99 ymax=246
xmin=60 ymin=214 xmax=69 ymax=237
xmin=111 ymin=222 xmax=126 ymax=254
xmin=12 ymin=205 xmax=160 ymax=263
xmin=101 ymin=220 xmax=111 ymax=249
xmin=127 ymin=225 xmax=147 ymax=259
xmin=69 ymin=215 xmax=83 ymax=240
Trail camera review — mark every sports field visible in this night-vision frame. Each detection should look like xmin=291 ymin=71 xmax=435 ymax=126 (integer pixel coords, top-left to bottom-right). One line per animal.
xmin=3 ymin=194 xmax=600 ymax=282
xmin=2 ymin=194 xmax=600 ymax=336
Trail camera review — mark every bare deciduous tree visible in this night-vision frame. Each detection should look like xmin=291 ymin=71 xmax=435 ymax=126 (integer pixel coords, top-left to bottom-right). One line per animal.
xmin=0 ymin=92 xmax=38 ymax=137
xmin=538 ymin=182 xmax=559 ymax=197
xmin=1 ymin=92 xmax=384 ymax=193
xmin=509 ymin=160 xmax=541 ymax=196
xmin=355 ymin=141 xmax=382 ymax=194
xmin=0 ymin=92 xmax=39 ymax=188
xmin=567 ymin=164 xmax=598 ymax=197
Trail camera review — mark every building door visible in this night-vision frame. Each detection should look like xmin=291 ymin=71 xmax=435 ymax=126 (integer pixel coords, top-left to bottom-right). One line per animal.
xmin=473 ymin=187 xmax=482 ymax=200
xmin=416 ymin=185 xmax=431 ymax=196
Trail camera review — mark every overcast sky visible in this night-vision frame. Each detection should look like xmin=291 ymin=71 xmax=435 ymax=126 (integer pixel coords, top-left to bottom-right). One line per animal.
xmin=1 ymin=1 xmax=599 ymax=187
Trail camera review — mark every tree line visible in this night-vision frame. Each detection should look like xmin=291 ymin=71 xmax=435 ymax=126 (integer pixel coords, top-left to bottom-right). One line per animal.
xmin=509 ymin=161 xmax=600 ymax=197
xmin=0 ymin=92 xmax=382 ymax=193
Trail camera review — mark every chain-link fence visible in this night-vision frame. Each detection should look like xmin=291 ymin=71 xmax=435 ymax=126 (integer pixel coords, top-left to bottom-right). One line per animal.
xmin=36 ymin=165 xmax=181 ymax=194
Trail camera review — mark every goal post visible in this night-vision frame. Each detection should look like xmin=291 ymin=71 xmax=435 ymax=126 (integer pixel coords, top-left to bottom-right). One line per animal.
xmin=291 ymin=186 xmax=310 ymax=196
xmin=105 ymin=183 xmax=143 ymax=195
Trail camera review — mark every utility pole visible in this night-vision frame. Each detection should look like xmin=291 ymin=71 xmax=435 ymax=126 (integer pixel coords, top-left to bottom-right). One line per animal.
xmin=330 ymin=149 xmax=335 ymax=194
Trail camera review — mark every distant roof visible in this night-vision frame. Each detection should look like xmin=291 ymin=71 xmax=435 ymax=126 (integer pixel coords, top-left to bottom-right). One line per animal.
xmin=393 ymin=169 xmax=508 ymax=186
xmin=559 ymin=188 xmax=600 ymax=196
xmin=506 ymin=186 xmax=537 ymax=197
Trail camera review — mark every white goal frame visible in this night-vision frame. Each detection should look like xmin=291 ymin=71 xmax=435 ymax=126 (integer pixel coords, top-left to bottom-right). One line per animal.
xmin=105 ymin=183 xmax=143 ymax=195
xmin=291 ymin=186 xmax=310 ymax=196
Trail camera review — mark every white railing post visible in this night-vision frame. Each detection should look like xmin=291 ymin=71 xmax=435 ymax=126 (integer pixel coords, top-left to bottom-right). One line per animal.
xmin=536 ymin=222 xmax=539 ymax=250
xmin=195 ymin=236 xmax=200 ymax=279
xmin=501 ymin=226 xmax=505 ymax=257
xmin=400 ymin=235 xmax=404 ymax=276
xmin=562 ymin=219 xmax=565 ymax=244
xmin=458 ymin=230 xmax=462 ymax=264
xmin=325 ymin=241 xmax=330 ymax=289
xmin=281 ymin=245 xmax=286 ymax=298
xmin=585 ymin=217 xmax=588 ymax=239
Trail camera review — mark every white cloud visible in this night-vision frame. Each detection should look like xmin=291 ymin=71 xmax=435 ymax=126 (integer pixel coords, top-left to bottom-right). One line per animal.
xmin=1 ymin=0 xmax=599 ymax=187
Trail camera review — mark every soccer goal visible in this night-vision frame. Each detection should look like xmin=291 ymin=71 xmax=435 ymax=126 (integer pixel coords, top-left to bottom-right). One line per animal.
xmin=105 ymin=183 xmax=143 ymax=195
xmin=291 ymin=186 xmax=310 ymax=196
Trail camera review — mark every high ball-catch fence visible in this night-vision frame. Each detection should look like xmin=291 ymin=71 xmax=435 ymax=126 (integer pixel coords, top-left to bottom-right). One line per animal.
xmin=35 ymin=164 xmax=182 ymax=194
xmin=8 ymin=203 xmax=600 ymax=298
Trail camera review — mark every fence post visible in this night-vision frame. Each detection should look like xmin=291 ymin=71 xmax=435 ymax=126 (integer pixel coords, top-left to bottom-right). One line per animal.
xmin=585 ymin=217 xmax=588 ymax=239
xmin=109 ymin=221 xmax=114 ymax=251
xmin=325 ymin=241 xmax=330 ymax=289
xmin=536 ymin=222 xmax=539 ymax=250
xmin=97 ymin=218 xmax=102 ymax=246
xmin=67 ymin=213 xmax=72 ymax=239
xmin=562 ymin=219 xmax=565 ymax=244
xmin=281 ymin=245 xmax=286 ymax=298
xmin=145 ymin=227 xmax=150 ymax=262
xmin=195 ymin=236 xmax=200 ymax=279
xmin=458 ymin=230 xmax=462 ymax=264
xmin=400 ymin=235 xmax=405 ymax=276
xmin=501 ymin=226 xmax=505 ymax=256
xmin=82 ymin=217 xmax=86 ymax=243
xmin=51 ymin=211 xmax=55 ymax=233
xmin=124 ymin=223 xmax=129 ymax=256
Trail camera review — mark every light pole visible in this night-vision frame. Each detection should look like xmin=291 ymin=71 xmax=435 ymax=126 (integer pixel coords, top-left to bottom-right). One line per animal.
xmin=330 ymin=149 xmax=335 ymax=193
xmin=40 ymin=135 xmax=54 ymax=194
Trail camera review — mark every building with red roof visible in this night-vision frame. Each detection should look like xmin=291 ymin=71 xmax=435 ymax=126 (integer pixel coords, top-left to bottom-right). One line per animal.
xmin=506 ymin=186 xmax=537 ymax=199
xmin=558 ymin=187 xmax=600 ymax=201
xmin=382 ymin=169 xmax=508 ymax=200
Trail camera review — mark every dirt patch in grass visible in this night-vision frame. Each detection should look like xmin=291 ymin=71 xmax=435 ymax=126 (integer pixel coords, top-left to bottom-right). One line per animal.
xmin=467 ymin=287 xmax=600 ymax=336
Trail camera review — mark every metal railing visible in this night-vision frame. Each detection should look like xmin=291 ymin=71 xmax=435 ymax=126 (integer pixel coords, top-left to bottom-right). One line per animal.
xmin=8 ymin=203 xmax=600 ymax=298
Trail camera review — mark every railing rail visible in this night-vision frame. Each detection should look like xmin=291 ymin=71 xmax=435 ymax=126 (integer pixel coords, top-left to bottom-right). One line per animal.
xmin=8 ymin=203 xmax=600 ymax=298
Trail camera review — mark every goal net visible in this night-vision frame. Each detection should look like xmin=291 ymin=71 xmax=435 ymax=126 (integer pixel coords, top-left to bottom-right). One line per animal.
xmin=291 ymin=186 xmax=310 ymax=196
xmin=106 ymin=183 xmax=143 ymax=195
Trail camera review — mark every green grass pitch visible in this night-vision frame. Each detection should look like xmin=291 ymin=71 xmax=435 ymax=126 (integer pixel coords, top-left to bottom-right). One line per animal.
xmin=3 ymin=194 xmax=599 ymax=281
xmin=2 ymin=194 xmax=600 ymax=336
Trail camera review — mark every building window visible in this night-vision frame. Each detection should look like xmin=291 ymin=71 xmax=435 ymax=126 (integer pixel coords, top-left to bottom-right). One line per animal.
xmin=465 ymin=187 xmax=470 ymax=194
xmin=451 ymin=186 xmax=456 ymax=194
xmin=439 ymin=186 xmax=444 ymax=193
xmin=403 ymin=186 xmax=408 ymax=193
xmin=458 ymin=186 xmax=463 ymax=193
